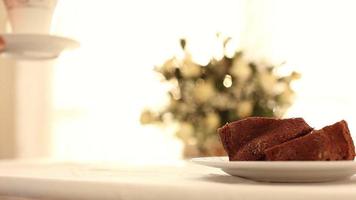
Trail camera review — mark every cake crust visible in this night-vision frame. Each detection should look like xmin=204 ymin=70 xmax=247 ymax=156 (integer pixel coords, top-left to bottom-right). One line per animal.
xmin=265 ymin=120 xmax=356 ymax=161
xmin=218 ymin=117 xmax=313 ymax=161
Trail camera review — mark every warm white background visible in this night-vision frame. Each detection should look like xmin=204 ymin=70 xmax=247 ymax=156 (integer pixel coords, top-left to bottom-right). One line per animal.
xmin=50 ymin=0 xmax=356 ymax=163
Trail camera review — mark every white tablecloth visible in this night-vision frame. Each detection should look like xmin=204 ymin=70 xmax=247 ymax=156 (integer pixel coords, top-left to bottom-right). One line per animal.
xmin=0 ymin=160 xmax=354 ymax=200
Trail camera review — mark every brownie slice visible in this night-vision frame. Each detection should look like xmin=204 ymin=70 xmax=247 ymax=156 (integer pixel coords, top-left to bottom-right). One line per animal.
xmin=218 ymin=117 xmax=313 ymax=161
xmin=265 ymin=120 xmax=356 ymax=161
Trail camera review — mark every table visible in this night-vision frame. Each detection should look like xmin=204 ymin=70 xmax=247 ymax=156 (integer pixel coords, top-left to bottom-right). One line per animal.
xmin=0 ymin=160 xmax=354 ymax=200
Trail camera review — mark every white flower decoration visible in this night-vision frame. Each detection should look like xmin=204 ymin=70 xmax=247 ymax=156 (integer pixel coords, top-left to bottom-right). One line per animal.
xmin=205 ymin=112 xmax=220 ymax=130
xmin=237 ymin=100 xmax=254 ymax=118
xmin=176 ymin=122 xmax=194 ymax=142
xmin=181 ymin=63 xmax=201 ymax=78
xmin=160 ymin=58 xmax=177 ymax=73
xmin=193 ymin=81 xmax=216 ymax=103
xmin=280 ymin=88 xmax=294 ymax=104
xmin=259 ymin=73 xmax=276 ymax=94
xmin=231 ymin=58 xmax=252 ymax=81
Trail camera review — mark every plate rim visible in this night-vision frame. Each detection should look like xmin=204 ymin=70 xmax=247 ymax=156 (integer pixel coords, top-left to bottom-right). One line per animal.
xmin=191 ymin=156 xmax=356 ymax=168
xmin=191 ymin=156 xmax=356 ymax=182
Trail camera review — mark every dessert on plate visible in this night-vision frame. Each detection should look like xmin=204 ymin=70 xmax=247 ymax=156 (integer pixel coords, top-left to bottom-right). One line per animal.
xmin=265 ymin=120 xmax=355 ymax=161
xmin=218 ymin=117 xmax=355 ymax=161
xmin=218 ymin=117 xmax=313 ymax=161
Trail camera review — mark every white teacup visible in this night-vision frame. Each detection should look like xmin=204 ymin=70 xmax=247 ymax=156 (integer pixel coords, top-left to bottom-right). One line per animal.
xmin=3 ymin=0 xmax=58 ymax=33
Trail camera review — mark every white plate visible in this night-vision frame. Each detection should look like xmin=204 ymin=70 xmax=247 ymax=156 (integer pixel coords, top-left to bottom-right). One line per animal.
xmin=191 ymin=156 xmax=356 ymax=183
xmin=1 ymin=33 xmax=79 ymax=60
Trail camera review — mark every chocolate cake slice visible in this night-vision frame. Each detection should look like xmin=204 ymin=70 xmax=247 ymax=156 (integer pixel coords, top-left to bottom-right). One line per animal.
xmin=265 ymin=120 xmax=356 ymax=161
xmin=218 ymin=117 xmax=313 ymax=161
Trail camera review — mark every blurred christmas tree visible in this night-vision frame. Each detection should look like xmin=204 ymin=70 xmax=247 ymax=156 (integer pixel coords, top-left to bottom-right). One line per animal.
xmin=141 ymin=34 xmax=300 ymax=158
